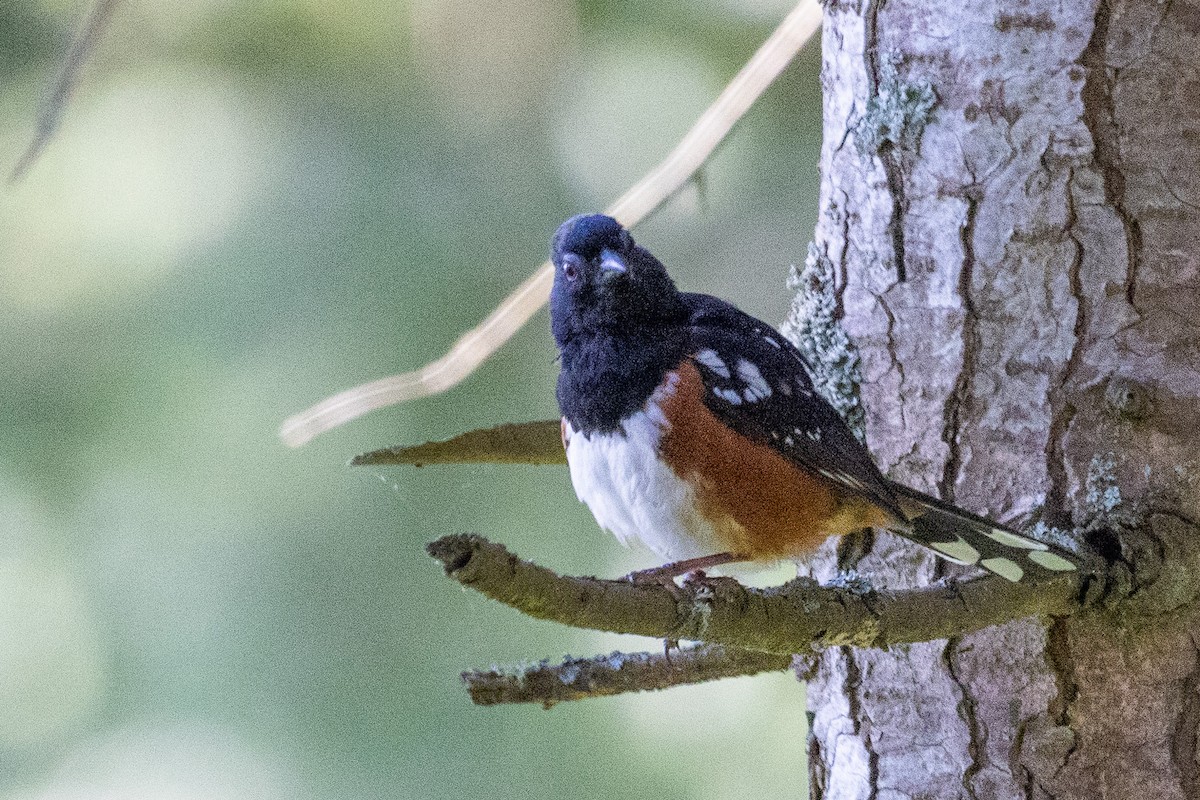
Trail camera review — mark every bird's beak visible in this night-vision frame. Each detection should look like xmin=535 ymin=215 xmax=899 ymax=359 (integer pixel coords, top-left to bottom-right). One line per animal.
xmin=599 ymin=249 xmax=627 ymax=276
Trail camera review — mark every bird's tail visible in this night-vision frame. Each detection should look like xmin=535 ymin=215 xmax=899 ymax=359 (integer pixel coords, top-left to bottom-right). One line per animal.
xmin=885 ymin=481 xmax=1081 ymax=583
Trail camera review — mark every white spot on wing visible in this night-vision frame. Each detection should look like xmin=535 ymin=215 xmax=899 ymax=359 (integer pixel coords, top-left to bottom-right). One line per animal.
xmin=985 ymin=529 xmax=1048 ymax=551
xmin=730 ymin=358 xmax=772 ymax=402
xmin=1027 ymin=551 xmax=1078 ymax=571
xmin=764 ymin=336 xmax=782 ymax=349
xmin=742 ymin=386 xmax=769 ymax=403
xmin=734 ymin=359 xmax=763 ymax=391
xmin=693 ymin=349 xmax=730 ymax=378
xmin=713 ymin=387 xmax=743 ymax=405
xmin=778 ymin=381 xmax=793 ymax=396
xmin=980 ymin=557 xmax=1024 ymax=582
xmin=930 ymin=537 xmax=980 ymax=565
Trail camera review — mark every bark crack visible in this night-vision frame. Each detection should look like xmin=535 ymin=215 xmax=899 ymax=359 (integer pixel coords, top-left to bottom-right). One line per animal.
xmin=1170 ymin=635 xmax=1200 ymax=798
xmin=862 ymin=0 xmax=909 ymax=282
xmin=945 ymin=636 xmax=984 ymax=800
xmin=1044 ymin=167 xmax=1087 ymax=526
xmin=940 ymin=189 xmax=981 ymax=501
xmin=1079 ymin=0 xmax=1143 ymax=308
xmin=1012 ymin=718 xmax=1036 ymax=800
xmin=1044 ymin=618 xmax=1078 ymax=729
xmin=877 ymin=292 xmax=908 ymax=428
xmin=843 ymin=648 xmax=880 ymax=799
xmin=881 ymin=153 xmax=909 ymax=283
xmin=808 ymin=709 xmax=828 ymax=800
xmin=1040 ymin=617 xmax=1080 ymax=800
xmin=835 ymin=190 xmax=853 ymax=321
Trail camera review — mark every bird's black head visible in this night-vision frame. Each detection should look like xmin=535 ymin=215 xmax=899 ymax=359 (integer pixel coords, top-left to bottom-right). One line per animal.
xmin=549 ymin=214 xmax=686 ymax=347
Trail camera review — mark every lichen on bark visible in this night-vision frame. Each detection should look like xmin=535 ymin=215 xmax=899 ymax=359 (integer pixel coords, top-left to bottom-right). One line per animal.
xmin=782 ymin=242 xmax=866 ymax=440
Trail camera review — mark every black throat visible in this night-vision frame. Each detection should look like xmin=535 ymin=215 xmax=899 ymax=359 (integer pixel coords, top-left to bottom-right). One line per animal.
xmin=557 ymin=324 xmax=688 ymax=435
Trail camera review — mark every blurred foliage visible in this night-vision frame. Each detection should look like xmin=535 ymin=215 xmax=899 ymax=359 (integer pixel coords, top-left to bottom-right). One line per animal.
xmin=0 ymin=0 xmax=822 ymax=797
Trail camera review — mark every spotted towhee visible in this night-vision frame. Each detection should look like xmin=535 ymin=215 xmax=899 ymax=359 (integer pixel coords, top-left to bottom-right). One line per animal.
xmin=549 ymin=214 xmax=1080 ymax=583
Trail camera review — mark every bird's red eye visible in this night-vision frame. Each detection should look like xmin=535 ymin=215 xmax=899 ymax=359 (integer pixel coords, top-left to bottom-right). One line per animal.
xmin=562 ymin=255 xmax=580 ymax=281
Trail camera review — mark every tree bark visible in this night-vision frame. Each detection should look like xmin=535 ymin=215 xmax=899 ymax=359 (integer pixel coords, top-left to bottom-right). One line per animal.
xmin=799 ymin=0 xmax=1200 ymax=796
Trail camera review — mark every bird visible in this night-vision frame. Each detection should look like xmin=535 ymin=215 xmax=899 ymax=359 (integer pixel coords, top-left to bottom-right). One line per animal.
xmin=548 ymin=213 xmax=1082 ymax=584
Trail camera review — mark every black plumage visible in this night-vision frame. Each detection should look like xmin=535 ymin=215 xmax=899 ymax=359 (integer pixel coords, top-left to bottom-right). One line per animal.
xmin=548 ymin=213 xmax=1082 ymax=582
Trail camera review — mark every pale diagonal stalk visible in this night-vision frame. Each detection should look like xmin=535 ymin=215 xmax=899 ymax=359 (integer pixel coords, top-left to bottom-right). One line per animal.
xmin=279 ymin=0 xmax=824 ymax=447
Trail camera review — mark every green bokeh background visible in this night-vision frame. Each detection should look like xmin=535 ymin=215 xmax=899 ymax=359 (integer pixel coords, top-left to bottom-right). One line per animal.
xmin=1 ymin=1 xmax=823 ymax=796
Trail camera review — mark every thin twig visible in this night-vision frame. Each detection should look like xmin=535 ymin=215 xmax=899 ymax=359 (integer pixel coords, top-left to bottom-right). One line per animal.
xmin=427 ymin=534 xmax=1089 ymax=657
xmin=463 ymin=645 xmax=792 ymax=707
xmin=352 ymin=420 xmax=565 ymax=466
xmin=279 ymin=0 xmax=824 ymax=447
xmin=11 ymin=0 xmax=123 ymax=183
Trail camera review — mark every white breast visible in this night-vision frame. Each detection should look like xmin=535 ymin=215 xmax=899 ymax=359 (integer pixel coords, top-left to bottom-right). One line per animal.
xmin=563 ymin=375 xmax=726 ymax=560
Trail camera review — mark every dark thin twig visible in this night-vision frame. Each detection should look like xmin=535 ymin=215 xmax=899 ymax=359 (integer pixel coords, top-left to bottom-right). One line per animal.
xmin=11 ymin=0 xmax=123 ymax=183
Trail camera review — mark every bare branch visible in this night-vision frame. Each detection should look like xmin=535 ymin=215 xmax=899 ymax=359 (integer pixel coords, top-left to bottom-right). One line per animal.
xmin=463 ymin=645 xmax=792 ymax=707
xmin=11 ymin=0 xmax=123 ymax=183
xmin=352 ymin=420 xmax=565 ymax=467
xmin=279 ymin=0 xmax=824 ymax=447
xmin=427 ymin=534 xmax=1090 ymax=657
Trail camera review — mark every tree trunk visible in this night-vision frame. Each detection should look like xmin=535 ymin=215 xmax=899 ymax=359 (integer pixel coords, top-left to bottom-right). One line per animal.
xmin=797 ymin=0 xmax=1200 ymax=796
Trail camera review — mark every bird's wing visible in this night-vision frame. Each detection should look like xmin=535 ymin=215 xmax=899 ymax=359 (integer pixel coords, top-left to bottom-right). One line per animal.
xmin=678 ymin=292 xmax=907 ymax=522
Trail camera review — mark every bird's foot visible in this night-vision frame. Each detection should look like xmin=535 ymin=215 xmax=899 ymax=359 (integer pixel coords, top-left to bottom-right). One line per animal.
xmin=622 ymin=552 xmax=747 ymax=586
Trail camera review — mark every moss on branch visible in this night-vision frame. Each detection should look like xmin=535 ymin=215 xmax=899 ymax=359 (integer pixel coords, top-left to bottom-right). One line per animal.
xmin=463 ymin=645 xmax=792 ymax=708
xmin=428 ymin=534 xmax=1088 ymax=657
